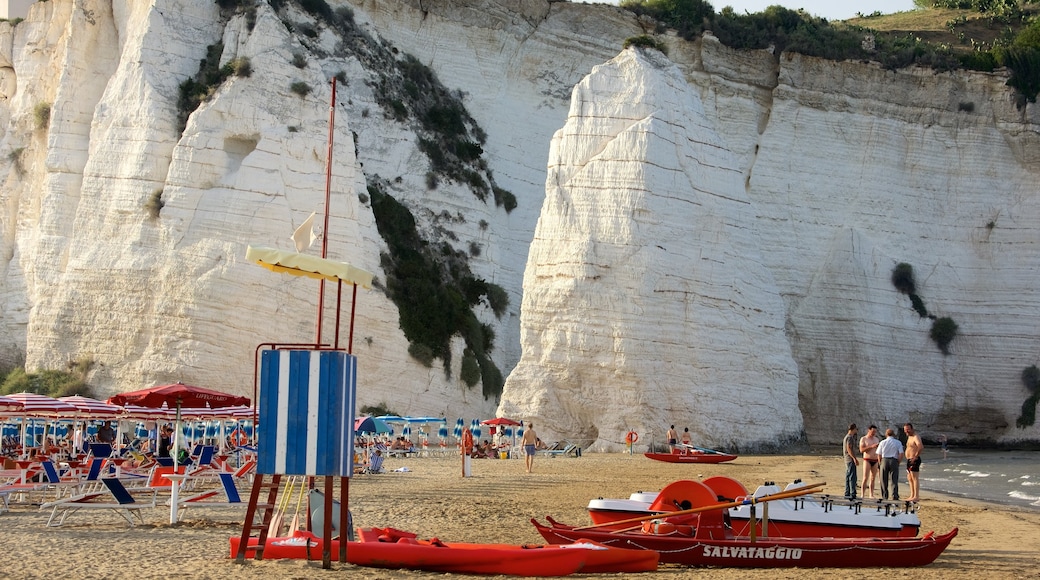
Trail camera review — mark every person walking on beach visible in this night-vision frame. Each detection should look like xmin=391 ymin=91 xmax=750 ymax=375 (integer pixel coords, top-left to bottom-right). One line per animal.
xmin=521 ymin=423 xmax=538 ymax=473
xmin=860 ymin=424 xmax=881 ymax=498
xmin=876 ymin=428 xmax=904 ymax=501
xmin=842 ymin=423 xmax=859 ymax=499
xmin=680 ymin=427 xmax=692 ymax=448
xmin=666 ymin=425 xmax=678 ymax=451
xmin=904 ymin=423 xmax=923 ymax=502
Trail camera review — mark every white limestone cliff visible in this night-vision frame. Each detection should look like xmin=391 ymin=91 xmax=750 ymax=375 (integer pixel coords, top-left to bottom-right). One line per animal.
xmin=497 ymin=48 xmax=804 ymax=452
xmin=0 ymin=0 xmax=1038 ymax=448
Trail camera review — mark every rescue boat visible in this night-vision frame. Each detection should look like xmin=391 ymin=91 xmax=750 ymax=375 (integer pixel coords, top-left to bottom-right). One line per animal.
xmin=532 ymin=515 xmax=956 ymax=568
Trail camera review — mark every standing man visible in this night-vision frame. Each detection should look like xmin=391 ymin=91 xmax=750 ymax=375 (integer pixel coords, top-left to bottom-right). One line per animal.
xmin=521 ymin=422 xmax=538 ymax=474
xmin=876 ymin=428 xmax=904 ymax=501
xmin=842 ymin=423 xmax=859 ymax=499
xmin=904 ymin=423 xmax=923 ymax=502
xmin=859 ymin=425 xmax=881 ymax=498
xmin=666 ymin=425 xmax=678 ymax=452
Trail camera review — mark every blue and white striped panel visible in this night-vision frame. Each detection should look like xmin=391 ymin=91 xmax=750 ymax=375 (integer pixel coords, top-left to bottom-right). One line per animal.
xmin=258 ymin=349 xmax=356 ymax=476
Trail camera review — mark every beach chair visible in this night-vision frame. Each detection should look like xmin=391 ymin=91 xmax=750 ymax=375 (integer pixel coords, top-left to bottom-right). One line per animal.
xmin=543 ymin=443 xmax=579 ymax=458
xmin=172 ymin=472 xmax=244 ymax=521
xmin=39 ymin=460 xmax=106 ymax=499
xmin=41 ymin=477 xmax=158 ymax=527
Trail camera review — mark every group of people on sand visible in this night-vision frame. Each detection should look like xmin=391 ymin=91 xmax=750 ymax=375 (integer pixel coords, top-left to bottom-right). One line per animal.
xmin=843 ymin=422 xmax=923 ymax=503
xmin=665 ymin=425 xmax=693 ymax=451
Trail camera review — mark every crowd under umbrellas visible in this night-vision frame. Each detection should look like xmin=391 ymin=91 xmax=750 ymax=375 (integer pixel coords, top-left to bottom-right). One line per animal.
xmin=0 ymin=388 xmax=256 ymax=462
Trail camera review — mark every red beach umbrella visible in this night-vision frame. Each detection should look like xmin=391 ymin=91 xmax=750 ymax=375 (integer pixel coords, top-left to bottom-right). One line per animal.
xmin=480 ymin=417 xmax=521 ymax=426
xmin=107 ymin=382 xmax=250 ymax=410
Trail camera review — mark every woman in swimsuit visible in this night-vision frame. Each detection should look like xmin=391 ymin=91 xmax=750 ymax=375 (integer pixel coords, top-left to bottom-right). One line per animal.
xmin=859 ymin=425 xmax=881 ymax=499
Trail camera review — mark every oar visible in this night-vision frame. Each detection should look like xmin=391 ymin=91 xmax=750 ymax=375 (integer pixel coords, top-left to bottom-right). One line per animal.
xmin=693 ymin=445 xmax=723 ymax=455
xmin=573 ymin=482 xmax=826 ymax=531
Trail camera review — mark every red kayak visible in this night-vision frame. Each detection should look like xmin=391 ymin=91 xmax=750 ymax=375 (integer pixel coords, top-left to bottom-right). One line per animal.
xmin=532 ymin=516 xmax=956 ymax=568
xmin=229 ymin=527 xmax=658 ymax=575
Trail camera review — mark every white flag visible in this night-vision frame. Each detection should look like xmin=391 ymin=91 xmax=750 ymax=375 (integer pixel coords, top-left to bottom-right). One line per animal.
xmin=291 ymin=211 xmax=318 ymax=253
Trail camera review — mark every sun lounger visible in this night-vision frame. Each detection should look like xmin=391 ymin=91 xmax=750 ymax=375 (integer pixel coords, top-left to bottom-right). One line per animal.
xmin=41 ymin=477 xmax=158 ymax=527
xmin=172 ymin=473 xmax=244 ymax=521
xmin=543 ymin=443 xmax=581 ymax=458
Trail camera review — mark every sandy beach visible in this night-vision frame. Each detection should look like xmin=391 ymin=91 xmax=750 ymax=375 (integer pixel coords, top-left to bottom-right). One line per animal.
xmin=2 ymin=451 xmax=1038 ymax=579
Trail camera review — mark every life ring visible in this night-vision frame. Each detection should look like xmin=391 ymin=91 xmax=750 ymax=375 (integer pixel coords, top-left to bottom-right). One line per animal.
xmin=625 ymin=431 xmax=639 ymax=445
xmin=231 ymin=429 xmax=248 ymax=446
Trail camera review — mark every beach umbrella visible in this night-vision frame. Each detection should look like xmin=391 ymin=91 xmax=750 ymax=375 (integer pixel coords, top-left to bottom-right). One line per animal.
xmin=108 ymin=383 xmax=249 ymax=524
xmin=405 ymin=416 xmax=446 ymax=423
xmin=0 ymin=395 xmax=24 ymax=416
xmin=354 ymin=416 xmax=391 ymax=434
xmin=453 ymin=418 xmax=463 ymax=440
xmin=6 ymin=392 xmax=78 ymax=416
xmin=481 ymin=417 xmax=521 ymax=426
xmin=58 ymin=396 xmax=123 ymax=417
xmin=402 ymin=425 xmax=412 ymax=441
xmin=470 ymin=419 xmax=482 ymax=440
xmin=438 ymin=425 xmax=448 ymax=438
xmin=7 ymin=393 xmax=78 ymax=456
xmin=120 ymin=403 xmax=174 ymax=420
xmin=376 ymin=415 xmax=406 ymax=423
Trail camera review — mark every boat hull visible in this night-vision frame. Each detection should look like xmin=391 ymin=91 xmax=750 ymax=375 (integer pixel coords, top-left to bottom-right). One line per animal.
xmin=532 ymin=518 xmax=956 ymax=568
xmin=644 ymin=451 xmax=737 ymax=464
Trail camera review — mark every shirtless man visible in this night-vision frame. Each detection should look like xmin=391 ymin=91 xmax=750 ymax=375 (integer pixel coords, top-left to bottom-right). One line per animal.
xmin=904 ymin=422 xmax=923 ymax=502
xmin=521 ymin=423 xmax=538 ymax=473
xmin=666 ymin=425 xmax=678 ymax=452
xmin=859 ymin=425 xmax=881 ymax=498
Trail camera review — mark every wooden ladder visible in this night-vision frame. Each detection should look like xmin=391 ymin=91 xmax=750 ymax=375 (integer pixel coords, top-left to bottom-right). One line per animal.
xmin=234 ymin=473 xmax=282 ymax=562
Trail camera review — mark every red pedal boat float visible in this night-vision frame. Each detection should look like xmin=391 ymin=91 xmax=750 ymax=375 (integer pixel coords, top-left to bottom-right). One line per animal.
xmin=534 ymin=480 xmax=956 ymax=568
xmin=229 ymin=526 xmax=658 ymax=576
xmin=587 ymin=476 xmax=921 ymax=537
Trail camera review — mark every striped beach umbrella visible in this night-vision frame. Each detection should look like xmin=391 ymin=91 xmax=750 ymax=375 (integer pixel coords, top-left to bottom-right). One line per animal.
xmin=453 ymin=418 xmax=463 ymax=439
xmin=58 ymin=396 xmax=123 ymax=417
xmin=0 ymin=395 xmax=24 ymax=415
xmin=7 ymin=392 xmax=77 ymax=416
xmin=402 ymin=425 xmax=412 ymax=442
xmin=470 ymin=419 xmax=482 ymax=440
xmin=438 ymin=425 xmax=448 ymax=439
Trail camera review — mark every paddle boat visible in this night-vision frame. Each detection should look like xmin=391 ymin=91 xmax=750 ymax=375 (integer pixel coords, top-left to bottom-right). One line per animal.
xmin=533 ymin=516 xmax=957 ymax=568
xmin=644 ymin=444 xmax=736 ymax=464
xmin=587 ymin=476 xmax=921 ymax=537
xmin=229 ymin=526 xmax=658 ymax=575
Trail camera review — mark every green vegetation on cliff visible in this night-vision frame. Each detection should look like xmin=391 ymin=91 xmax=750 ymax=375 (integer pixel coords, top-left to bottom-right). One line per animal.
xmin=620 ymin=0 xmax=1040 ymax=102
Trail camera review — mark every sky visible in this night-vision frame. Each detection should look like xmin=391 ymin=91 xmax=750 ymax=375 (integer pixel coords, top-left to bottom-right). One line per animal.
xmin=600 ymin=1 xmax=919 ymax=22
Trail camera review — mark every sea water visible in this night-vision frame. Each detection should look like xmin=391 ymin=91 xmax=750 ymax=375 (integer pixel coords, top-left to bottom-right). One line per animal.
xmin=920 ymin=449 xmax=1040 ymax=510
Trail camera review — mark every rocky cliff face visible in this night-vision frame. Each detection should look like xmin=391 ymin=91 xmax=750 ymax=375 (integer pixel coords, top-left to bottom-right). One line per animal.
xmin=1 ymin=0 xmax=1038 ymax=448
